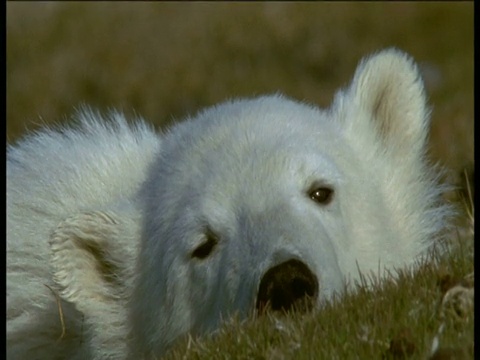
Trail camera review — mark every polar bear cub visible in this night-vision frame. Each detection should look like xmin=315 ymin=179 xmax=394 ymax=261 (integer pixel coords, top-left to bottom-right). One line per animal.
xmin=7 ymin=48 xmax=450 ymax=359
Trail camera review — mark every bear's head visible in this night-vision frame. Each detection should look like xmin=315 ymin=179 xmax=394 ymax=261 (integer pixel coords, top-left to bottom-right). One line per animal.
xmin=46 ymin=49 xmax=451 ymax=358
xmin=130 ymin=48 xmax=451 ymax=356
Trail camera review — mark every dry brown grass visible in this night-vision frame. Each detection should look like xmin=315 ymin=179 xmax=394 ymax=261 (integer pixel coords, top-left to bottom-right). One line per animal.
xmin=7 ymin=2 xmax=473 ymax=176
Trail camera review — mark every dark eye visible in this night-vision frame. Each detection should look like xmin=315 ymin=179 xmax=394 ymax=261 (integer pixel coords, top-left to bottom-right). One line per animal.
xmin=309 ymin=186 xmax=334 ymax=205
xmin=191 ymin=231 xmax=218 ymax=259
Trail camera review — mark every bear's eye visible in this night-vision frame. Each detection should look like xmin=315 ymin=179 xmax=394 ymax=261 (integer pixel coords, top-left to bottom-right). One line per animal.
xmin=191 ymin=231 xmax=218 ymax=260
xmin=309 ymin=186 xmax=334 ymax=205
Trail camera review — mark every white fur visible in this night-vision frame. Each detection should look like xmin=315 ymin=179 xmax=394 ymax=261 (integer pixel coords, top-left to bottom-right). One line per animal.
xmin=7 ymin=49 xmax=451 ymax=359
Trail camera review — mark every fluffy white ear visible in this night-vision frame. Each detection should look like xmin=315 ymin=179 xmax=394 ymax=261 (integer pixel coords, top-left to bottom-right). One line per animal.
xmin=346 ymin=48 xmax=429 ymax=157
xmin=49 ymin=211 xmax=139 ymax=310
xmin=49 ymin=210 xmax=139 ymax=357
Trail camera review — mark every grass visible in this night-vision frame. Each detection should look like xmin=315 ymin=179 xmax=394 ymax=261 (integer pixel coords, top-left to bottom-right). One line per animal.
xmin=7 ymin=3 xmax=473 ymax=359
xmin=6 ymin=3 xmax=472 ymax=175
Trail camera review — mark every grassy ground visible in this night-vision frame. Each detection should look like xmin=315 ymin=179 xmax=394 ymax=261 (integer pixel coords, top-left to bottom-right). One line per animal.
xmin=7 ymin=3 xmax=473 ymax=359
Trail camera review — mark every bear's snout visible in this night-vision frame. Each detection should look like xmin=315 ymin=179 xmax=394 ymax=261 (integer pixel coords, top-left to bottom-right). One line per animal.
xmin=256 ymin=259 xmax=319 ymax=314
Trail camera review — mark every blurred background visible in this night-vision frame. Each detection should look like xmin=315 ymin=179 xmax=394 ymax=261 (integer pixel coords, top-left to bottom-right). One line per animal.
xmin=7 ymin=2 xmax=473 ymax=190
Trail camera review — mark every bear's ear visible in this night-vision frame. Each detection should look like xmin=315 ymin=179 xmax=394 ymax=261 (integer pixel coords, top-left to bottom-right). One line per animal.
xmin=49 ymin=211 xmax=139 ymax=314
xmin=346 ymin=48 xmax=429 ymax=157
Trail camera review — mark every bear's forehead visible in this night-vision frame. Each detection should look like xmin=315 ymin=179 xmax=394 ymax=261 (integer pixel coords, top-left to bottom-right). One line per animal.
xmin=158 ymin=96 xmax=349 ymax=201
xmin=166 ymin=95 xmax=340 ymax=150
xmin=172 ymin=110 xmax=341 ymax=163
xmin=193 ymin=140 xmax=343 ymax=206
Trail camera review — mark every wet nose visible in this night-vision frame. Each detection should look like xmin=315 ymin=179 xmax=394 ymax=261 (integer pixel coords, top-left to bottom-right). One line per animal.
xmin=256 ymin=259 xmax=319 ymax=314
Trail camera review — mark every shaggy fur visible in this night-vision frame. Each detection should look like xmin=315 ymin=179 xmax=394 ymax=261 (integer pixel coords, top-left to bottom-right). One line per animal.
xmin=7 ymin=49 xmax=451 ymax=359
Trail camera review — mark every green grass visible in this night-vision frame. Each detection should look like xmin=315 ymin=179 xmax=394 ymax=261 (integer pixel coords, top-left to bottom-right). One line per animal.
xmin=7 ymin=3 xmax=473 ymax=359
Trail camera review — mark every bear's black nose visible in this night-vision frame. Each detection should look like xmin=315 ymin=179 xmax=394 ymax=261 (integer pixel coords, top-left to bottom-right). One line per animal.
xmin=256 ymin=259 xmax=319 ymax=314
